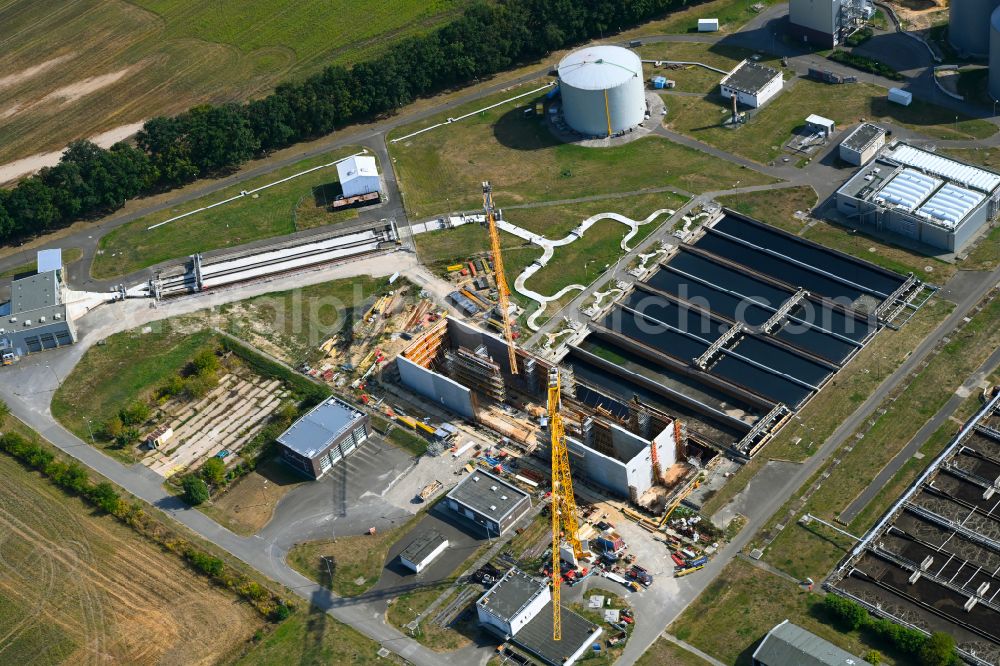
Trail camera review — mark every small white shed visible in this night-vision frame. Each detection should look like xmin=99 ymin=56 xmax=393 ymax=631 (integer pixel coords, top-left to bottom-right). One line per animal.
xmin=804 ymin=114 xmax=836 ymax=137
xmin=698 ymin=18 xmax=720 ymax=31
xmin=887 ymin=88 xmax=912 ymax=107
xmin=337 ymin=155 xmax=381 ymax=198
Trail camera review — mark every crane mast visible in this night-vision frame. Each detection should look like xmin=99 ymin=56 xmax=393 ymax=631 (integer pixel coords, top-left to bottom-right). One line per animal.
xmin=482 ymin=182 xmax=518 ymax=375
xmin=548 ymin=367 xmax=583 ymax=641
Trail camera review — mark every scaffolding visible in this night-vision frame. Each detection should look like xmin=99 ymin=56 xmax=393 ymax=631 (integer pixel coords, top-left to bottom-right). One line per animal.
xmin=444 ymin=346 xmax=506 ymax=402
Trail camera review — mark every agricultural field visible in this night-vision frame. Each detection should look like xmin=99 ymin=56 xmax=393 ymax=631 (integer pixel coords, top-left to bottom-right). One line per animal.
xmin=0 ymin=0 xmax=467 ymax=167
xmin=662 ymin=74 xmax=995 ymax=164
xmin=92 ymin=146 xmax=373 ymax=279
xmin=0 ymin=421 xmax=263 ymax=664
xmin=388 ymin=81 xmax=779 ymax=218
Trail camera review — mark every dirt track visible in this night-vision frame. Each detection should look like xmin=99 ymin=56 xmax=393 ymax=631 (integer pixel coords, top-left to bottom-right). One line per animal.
xmin=0 ymin=455 xmax=261 ymax=665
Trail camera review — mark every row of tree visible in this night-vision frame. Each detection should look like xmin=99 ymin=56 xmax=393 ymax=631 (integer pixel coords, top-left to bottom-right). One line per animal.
xmin=0 ymin=0 xmax=691 ymax=248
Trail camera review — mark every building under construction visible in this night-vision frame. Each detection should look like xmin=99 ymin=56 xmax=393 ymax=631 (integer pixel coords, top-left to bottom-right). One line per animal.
xmin=397 ymin=210 xmax=931 ymax=502
xmin=398 ymin=316 xmax=681 ymax=503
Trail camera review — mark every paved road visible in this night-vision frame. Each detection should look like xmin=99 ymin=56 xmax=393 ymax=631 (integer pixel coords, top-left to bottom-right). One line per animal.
xmin=839 ymin=338 xmax=1000 ymax=523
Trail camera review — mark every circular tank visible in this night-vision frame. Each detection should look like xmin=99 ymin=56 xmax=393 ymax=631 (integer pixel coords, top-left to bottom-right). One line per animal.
xmin=557 ymin=45 xmax=646 ymax=138
xmin=950 ymin=0 xmax=1000 ymax=58
xmin=990 ymin=6 xmax=1000 ymax=99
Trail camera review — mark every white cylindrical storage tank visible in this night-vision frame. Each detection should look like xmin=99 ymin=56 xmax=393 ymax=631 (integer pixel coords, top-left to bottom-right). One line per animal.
xmin=950 ymin=0 xmax=1000 ymax=57
xmin=557 ymin=45 xmax=645 ymax=138
xmin=990 ymin=6 xmax=1000 ymax=100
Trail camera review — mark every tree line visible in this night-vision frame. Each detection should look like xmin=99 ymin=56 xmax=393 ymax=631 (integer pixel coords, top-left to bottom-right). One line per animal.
xmin=0 ymin=0 xmax=690 ymax=248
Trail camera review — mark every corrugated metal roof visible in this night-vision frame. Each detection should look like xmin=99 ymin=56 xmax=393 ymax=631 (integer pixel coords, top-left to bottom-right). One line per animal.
xmin=841 ymin=123 xmax=885 ymax=152
xmin=874 ymin=168 xmax=940 ymax=211
xmin=752 ymin=620 xmax=872 ymax=666
xmin=277 ymin=396 xmax=364 ymax=458
xmin=888 ymin=144 xmax=1000 ymax=193
xmin=557 ymin=45 xmax=641 ymax=90
xmin=337 ymin=155 xmax=378 ymax=182
xmin=916 ymin=182 xmax=984 ymax=228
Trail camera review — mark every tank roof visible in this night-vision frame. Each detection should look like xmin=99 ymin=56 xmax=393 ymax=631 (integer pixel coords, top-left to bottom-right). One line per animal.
xmin=557 ymin=45 xmax=642 ymax=90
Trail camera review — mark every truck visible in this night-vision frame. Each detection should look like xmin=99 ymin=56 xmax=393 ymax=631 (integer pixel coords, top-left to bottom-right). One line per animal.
xmin=1 ymin=352 xmax=13 ymax=366
xmin=628 ymin=565 xmax=653 ymax=587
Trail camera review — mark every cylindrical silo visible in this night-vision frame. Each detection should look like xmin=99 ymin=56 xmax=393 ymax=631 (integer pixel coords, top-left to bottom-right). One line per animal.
xmin=990 ymin=6 xmax=1000 ymax=100
xmin=557 ymin=45 xmax=646 ymax=138
xmin=950 ymin=0 xmax=1000 ymax=58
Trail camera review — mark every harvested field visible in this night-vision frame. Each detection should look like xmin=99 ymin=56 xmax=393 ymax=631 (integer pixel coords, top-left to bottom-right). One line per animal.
xmin=0 ymin=0 xmax=467 ymax=166
xmin=0 ymin=450 xmax=261 ymax=664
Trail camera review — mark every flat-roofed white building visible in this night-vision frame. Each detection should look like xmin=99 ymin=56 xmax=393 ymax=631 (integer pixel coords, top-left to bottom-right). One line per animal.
xmin=839 ymin=123 xmax=886 ymax=165
xmin=719 ymin=60 xmax=783 ymax=108
xmin=836 ymin=142 xmax=1000 ymax=251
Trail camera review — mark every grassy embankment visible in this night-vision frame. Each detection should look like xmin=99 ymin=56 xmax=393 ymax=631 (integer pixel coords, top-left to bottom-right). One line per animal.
xmin=92 ymin=146 xmax=372 ymax=278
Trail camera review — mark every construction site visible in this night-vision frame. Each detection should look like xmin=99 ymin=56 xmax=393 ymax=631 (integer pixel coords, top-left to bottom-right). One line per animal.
xmin=829 ymin=391 xmax=1000 ymax=666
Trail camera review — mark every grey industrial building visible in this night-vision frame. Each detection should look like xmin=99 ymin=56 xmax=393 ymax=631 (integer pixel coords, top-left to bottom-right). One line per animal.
xmin=719 ymin=60 xmax=783 ymax=108
xmin=477 ymin=567 xmax=601 ymax=666
xmin=1 ymin=253 xmax=76 ymax=358
xmin=445 ymin=469 xmax=531 ymax=537
xmin=836 ymin=142 xmax=1000 ymax=252
xmin=838 ymin=123 xmax=886 ymax=166
xmin=788 ymin=0 xmax=872 ymax=47
xmin=276 ymin=396 xmax=371 ymax=479
xmin=752 ymin=620 xmax=872 ymax=666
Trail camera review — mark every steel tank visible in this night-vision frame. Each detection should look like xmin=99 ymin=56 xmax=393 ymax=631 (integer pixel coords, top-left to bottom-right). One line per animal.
xmin=557 ymin=45 xmax=646 ymax=138
xmin=990 ymin=6 xmax=1000 ymax=99
xmin=950 ymin=0 xmax=1000 ymax=57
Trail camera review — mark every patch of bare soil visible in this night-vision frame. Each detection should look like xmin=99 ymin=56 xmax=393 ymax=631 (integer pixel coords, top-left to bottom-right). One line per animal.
xmin=888 ymin=0 xmax=948 ymax=31
xmin=0 ymin=54 xmax=75 ymax=90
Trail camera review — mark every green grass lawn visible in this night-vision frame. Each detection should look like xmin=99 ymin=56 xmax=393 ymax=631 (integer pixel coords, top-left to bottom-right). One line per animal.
xmin=0 ymin=247 xmax=82 ymax=279
xmin=757 ymin=296 xmax=1000 ymax=581
xmin=630 ymin=0 xmax=778 ymax=36
xmin=287 ymin=513 xmax=421 ymax=597
xmin=636 ymin=639 xmax=713 ymax=666
xmin=509 ymin=191 xmax=687 ymax=239
xmin=665 ymin=78 xmax=995 ymax=164
xmin=386 ymin=426 xmax=430 ymax=456
xmin=227 ymin=604 xmax=403 ymax=665
xmin=0 ymin=0 xmax=467 ymax=164
xmin=716 ymin=186 xmax=817 ymax=234
xmin=50 ymin=325 xmax=218 ymax=459
xmin=388 ymin=81 xmax=779 ymax=218
xmin=92 ymin=147 xmax=370 ymax=279
xmin=669 ymin=559 xmax=904 ymax=665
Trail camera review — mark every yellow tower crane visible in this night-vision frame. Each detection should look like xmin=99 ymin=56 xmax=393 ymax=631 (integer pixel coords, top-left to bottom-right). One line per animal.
xmin=548 ymin=367 xmax=584 ymax=641
xmin=482 ymin=182 xmax=518 ymax=375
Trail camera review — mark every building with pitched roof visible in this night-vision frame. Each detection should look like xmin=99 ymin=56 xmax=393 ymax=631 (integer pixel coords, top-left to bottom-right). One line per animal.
xmin=752 ymin=620 xmax=872 ymax=666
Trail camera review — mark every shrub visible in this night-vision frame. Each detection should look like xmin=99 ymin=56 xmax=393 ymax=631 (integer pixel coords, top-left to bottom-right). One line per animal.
xmin=89 ymin=481 xmax=122 ymax=514
xmin=102 ymin=414 xmax=124 ymax=440
xmin=201 ymin=457 xmax=226 ymax=485
xmin=190 ymin=348 xmax=220 ymax=376
xmin=919 ymin=632 xmax=957 ymax=666
xmin=269 ymin=603 xmax=292 ymax=622
xmin=182 ymin=475 xmax=210 ymax=505
xmin=188 ymin=551 xmax=225 ymax=577
xmin=119 ymin=401 xmax=150 ymax=426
